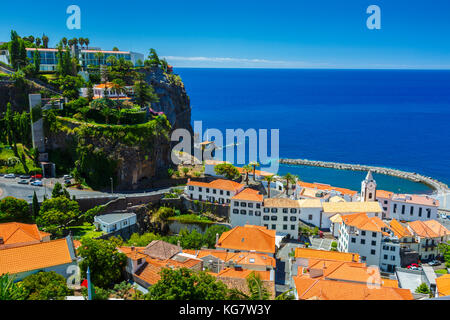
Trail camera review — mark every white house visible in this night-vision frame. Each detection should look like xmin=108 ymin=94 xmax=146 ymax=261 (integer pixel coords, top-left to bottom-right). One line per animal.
xmin=337 ymin=212 xmax=401 ymax=272
xmin=230 ymin=188 xmax=264 ymax=227
xmin=323 ymin=201 xmax=383 ymax=232
xmin=406 ymin=220 xmax=450 ymax=261
xmin=295 ymin=181 xmax=358 ymax=202
xmin=389 ymin=194 xmax=439 ymax=222
xmin=185 ymin=179 xmax=245 ymax=204
xmin=261 ymin=198 xmax=301 ymax=239
xmin=94 ymin=212 xmax=137 ymax=234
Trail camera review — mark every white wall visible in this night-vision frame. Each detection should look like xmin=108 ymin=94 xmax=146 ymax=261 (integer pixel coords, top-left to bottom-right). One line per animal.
xmin=389 ymin=200 xmax=438 ymax=222
xmin=230 ymin=199 xmax=263 ymax=227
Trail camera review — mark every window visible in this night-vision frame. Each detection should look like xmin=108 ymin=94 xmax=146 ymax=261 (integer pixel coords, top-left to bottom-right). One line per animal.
xmin=426 ymin=208 xmax=431 ymax=218
xmin=283 ymin=208 xmax=288 ymax=213
xmin=410 ymin=206 xmax=414 ymax=215
xmin=290 ymin=216 xmax=296 ymax=222
xmin=233 ymin=209 xmax=239 ymax=214
xmin=291 ymin=225 xmax=295 ymax=230
xmin=371 ymin=240 xmax=376 ymax=246
xmin=351 ymin=238 xmax=356 ymax=243
xmin=401 ymin=205 xmax=405 ymax=214
xmin=220 ymin=190 xmax=223 ymax=195
xmin=308 ymin=215 xmax=313 ymax=221
xmin=264 ymin=208 xmax=270 ymax=213
xmin=234 ymin=201 xmax=239 ymax=206
xmin=240 ymin=210 xmax=246 ymax=215
xmin=384 ymin=255 xmax=388 ymax=260
xmin=249 ymin=210 xmax=253 ymax=216
xmin=241 ymin=202 xmax=247 ymax=207
xmin=372 ymin=232 xmax=377 ymax=237
xmin=255 ymin=211 xmax=261 ymax=216
xmin=383 ymin=207 xmax=387 ymax=211
xmin=361 ymin=239 xmax=366 ymax=244
xmin=271 ymin=216 xmax=277 ymax=221
xmin=271 ymin=208 xmax=277 ymax=213
xmin=213 ymin=189 xmax=216 ymax=194
xmin=283 ymin=216 xmax=288 ymax=222
xmin=419 ymin=207 xmax=422 ymax=217
xmin=384 ymin=200 xmax=388 ymax=204
xmin=199 ymin=187 xmax=202 ymax=192
xmin=137 ymin=258 xmax=143 ymax=264
xmin=248 ymin=203 xmax=253 ymax=208
xmin=227 ymin=191 xmax=230 ymax=196
xmin=256 ymin=204 xmax=261 ymax=209
xmin=206 ymin=188 xmax=210 ymax=193
xmin=390 ymin=247 xmax=395 ymax=251
xmin=361 ymin=231 xmax=366 ymax=236
xmin=271 ymin=224 xmax=276 ymax=230
xmin=391 ymin=256 xmax=395 ymax=261
xmin=371 ymin=249 xmax=376 ymax=255
xmin=189 ymin=186 xmax=194 ymax=191
xmin=263 ymin=216 xmax=269 ymax=221
xmin=290 ymin=208 xmax=297 ymax=213
xmin=393 ymin=204 xmax=397 ymax=213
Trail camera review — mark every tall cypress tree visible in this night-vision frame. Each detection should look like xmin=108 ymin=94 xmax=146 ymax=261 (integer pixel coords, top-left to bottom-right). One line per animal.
xmin=32 ymin=191 xmax=39 ymax=220
xmin=33 ymin=49 xmax=41 ymax=73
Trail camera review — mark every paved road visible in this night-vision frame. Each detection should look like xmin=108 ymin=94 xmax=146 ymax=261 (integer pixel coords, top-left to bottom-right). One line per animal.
xmin=0 ymin=177 xmax=176 ymax=202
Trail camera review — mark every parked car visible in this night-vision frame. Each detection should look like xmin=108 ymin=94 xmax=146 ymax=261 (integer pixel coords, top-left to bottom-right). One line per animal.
xmin=428 ymin=260 xmax=440 ymax=266
xmin=64 ymin=179 xmax=72 ymax=185
xmin=4 ymin=174 xmax=15 ymax=178
xmin=30 ymin=180 xmax=43 ymax=186
xmin=31 ymin=174 xmax=43 ymax=180
xmin=19 ymin=175 xmax=30 ymax=179
xmin=63 ymin=174 xmax=73 ymax=180
xmin=17 ymin=179 xmax=29 ymax=185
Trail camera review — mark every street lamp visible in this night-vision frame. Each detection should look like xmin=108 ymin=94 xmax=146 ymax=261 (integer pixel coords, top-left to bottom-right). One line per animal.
xmin=110 ymin=177 xmax=113 ymax=195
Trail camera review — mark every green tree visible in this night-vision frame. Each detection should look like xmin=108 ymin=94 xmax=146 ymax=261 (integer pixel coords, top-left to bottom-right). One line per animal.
xmin=33 ymin=49 xmax=40 ymax=73
xmin=0 ymin=196 xmax=31 ymax=223
xmin=242 ymin=164 xmax=252 ymax=185
xmin=133 ymin=76 xmax=159 ymax=107
xmin=52 ymin=182 xmax=70 ymax=199
xmin=415 ymin=283 xmax=431 ymax=295
xmin=228 ymin=271 xmax=271 ymax=300
xmin=37 ymin=196 xmax=81 ymax=235
xmin=214 ymin=163 xmax=240 ymax=180
xmin=21 ymin=271 xmax=73 ymax=300
xmin=249 ymin=161 xmax=260 ymax=181
xmin=263 ymin=175 xmax=275 ymax=198
xmin=146 ymin=268 xmax=229 ymax=300
xmin=77 ymin=238 xmax=127 ymax=288
xmin=32 ymin=191 xmax=40 ymax=220
xmin=283 ymin=173 xmax=296 ymax=196
xmin=0 ymin=274 xmax=27 ymax=300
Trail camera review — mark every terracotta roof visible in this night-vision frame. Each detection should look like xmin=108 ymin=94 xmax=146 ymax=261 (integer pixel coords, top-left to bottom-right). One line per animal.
xmin=263 ymin=198 xmax=300 ymax=208
xmin=216 ymin=225 xmax=276 ymax=254
xmin=392 ymin=194 xmax=439 ymax=207
xmin=0 ymin=238 xmax=74 ymax=275
xmin=323 ymin=202 xmax=382 ymax=214
xmin=389 ymin=219 xmax=413 ymax=238
xmin=341 ymin=213 xmax=389 ymax=233
xmin=217 ymin=268 xmax=271 ymax=280
xmin=119 ymin=246 xmax=148 ymax=260
xmin=297 ymin=181 xmax=357 ymax=196
xmin=376 ymin=190 xmax=394 ymax=199
xmin=294 ymin=248 xmax=360 ymax=262
xmin=0 ymin=222 xmax=50 ymax=249
xmin=187 ymin=179 xmax=244 ymax=192
xmin=293 ymin=277 xmax=413 ymax=300
xmin=382 ymin=278 xmax=399 ymax=288
xmin=232 ymin=188 xmax=263 ymax=202
xmin=188 ymin=249 xmax=276 ymax=268
xmin=436 ymin=274 xmax=450 ymax=297
xmin=142 ymin=240 xmax=181 ymax=260
xmin=408 ymin=220 xmax=449 ymax=238
xmin=216 ymin=269 xmax=275 ymax=298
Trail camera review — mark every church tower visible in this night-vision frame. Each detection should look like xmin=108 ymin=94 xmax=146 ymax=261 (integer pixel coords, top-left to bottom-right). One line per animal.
xmin=361 ymin=170 xmax=377 ymax=202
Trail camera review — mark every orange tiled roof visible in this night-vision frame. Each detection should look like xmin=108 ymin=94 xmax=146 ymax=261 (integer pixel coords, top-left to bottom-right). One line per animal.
xmin=294 ymin=248 xmax=360 ymax=262
xmin=342 ymin=212 xmax=389 ymax=233
xmin=187 ymin=179 xmax=244 ymax=192
xmin=297 ymin=181 xmax=357 ymax=196
xmin=382 ymin=278 xmax=399 ymax=288
xmin=389 ymin=219 xmax=413 ymax=238
xmin=217 ymin=268 xmax=271 ymax=280
xmin=436 ymin=274 xmax=450 ymax=297
xmin=216 ymin=225 xmax=276 ymax=254
xmin=376 ymin=190 xmax=394 ymax=199
xmin=185 ymin=249 xmax=276 ymax=268
xmin=0 ymin=222 xmax=50 ymax=248
xmin=232 ymin=188 xmax=263 ymax=202
xmin=293 ymin=276 xmax=413 ymax=300
xmin=119 ymin=246 xmax=148 ymax=260
xmin=0 ymin=238 xmax=74 ymax=275
xmin=408 ymin=220 xmax=449 ymax=238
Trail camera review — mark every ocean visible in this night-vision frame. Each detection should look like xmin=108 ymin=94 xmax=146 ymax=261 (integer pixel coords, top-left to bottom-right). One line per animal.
xmin=175 ymin=68 xmax=450 ymax=194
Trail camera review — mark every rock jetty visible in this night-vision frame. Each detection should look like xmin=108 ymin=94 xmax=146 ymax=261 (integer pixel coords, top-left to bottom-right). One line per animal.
xmin=279 ymin=158 xmax=449 ymax=194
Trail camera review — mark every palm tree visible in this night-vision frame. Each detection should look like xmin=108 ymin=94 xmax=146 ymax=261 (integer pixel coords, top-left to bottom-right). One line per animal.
xmin=95 ymin=52 xmax=105 ymax=66
xmin=0 ymin=274 xmax=26 ymax=300
xmin=62 ymin=37 xmax=68 ymax=48
xmin=84 ymin=38 xmax=90 ymax=50
xmin=263 ymin=175 xmax=275 ymax=198
xmin=106 ymin=55 xmax=118 ymax=66
xmin=283 ymin=173 xmax=296 ymax=196
xmin=249 ymin=161 xmax=260 ymax=181
xmin=78 ymin=38 xmax=85 ymax=49
xmin=242 ymin=165 xmax=252 ymax=185
xmin=72 ymin=38 xmax=78 ymax=48
xmin=42 ymin=34 xmax=49 ymax=48
xmin=227 ymin=272 xmax=271 ymax=300
xmin=35 ymin=37 xmax=41 ymax=47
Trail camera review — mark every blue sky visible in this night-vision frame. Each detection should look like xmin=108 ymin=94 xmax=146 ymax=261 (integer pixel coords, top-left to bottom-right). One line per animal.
xmin=1 ymin=0 xmax=450 ymax=68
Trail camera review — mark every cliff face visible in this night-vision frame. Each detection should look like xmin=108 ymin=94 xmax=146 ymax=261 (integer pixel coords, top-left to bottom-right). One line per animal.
xmin=143 ymin=67 xmax=193 ymax=134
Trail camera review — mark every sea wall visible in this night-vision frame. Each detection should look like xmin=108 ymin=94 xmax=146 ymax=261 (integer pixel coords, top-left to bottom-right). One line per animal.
xmin=279 ymin=158 xmax=449 ymax=193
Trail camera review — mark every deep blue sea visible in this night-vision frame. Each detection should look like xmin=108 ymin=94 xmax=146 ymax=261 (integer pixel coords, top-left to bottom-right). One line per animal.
xmin=175 ymin=68 xmax=450 ymax=194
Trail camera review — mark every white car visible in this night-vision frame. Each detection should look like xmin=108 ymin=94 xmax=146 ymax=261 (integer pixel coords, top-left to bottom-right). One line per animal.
xmin=4 ymin=174 xmax=15 ymax=178
xmin=30 ymin=180 xmax=43 ymax=186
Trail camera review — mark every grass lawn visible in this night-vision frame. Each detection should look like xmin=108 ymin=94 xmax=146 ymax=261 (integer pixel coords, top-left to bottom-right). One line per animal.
xmin=41 ymin=73 xmax=58 ymax=82
xmin=68 ymin=222 xmax=104 ymax=240
xmin=435 ymin=269 xmax=448 ymax=275
xmin=168 ymin=214 xmax=214 ymax=225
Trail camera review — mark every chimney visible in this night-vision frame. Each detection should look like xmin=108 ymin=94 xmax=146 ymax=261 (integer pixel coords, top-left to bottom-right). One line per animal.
xmin=215 ymin=233 xmax=219 ymax=245
xmin=131 ymin=246 xmax=135 ymax=251
xmin=177 ymin=240 xmax=181 ymax=247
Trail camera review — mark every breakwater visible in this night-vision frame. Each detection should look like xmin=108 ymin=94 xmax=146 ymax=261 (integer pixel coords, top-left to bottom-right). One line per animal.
xmin=279 ymin=158 xmax=449 ymax=193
